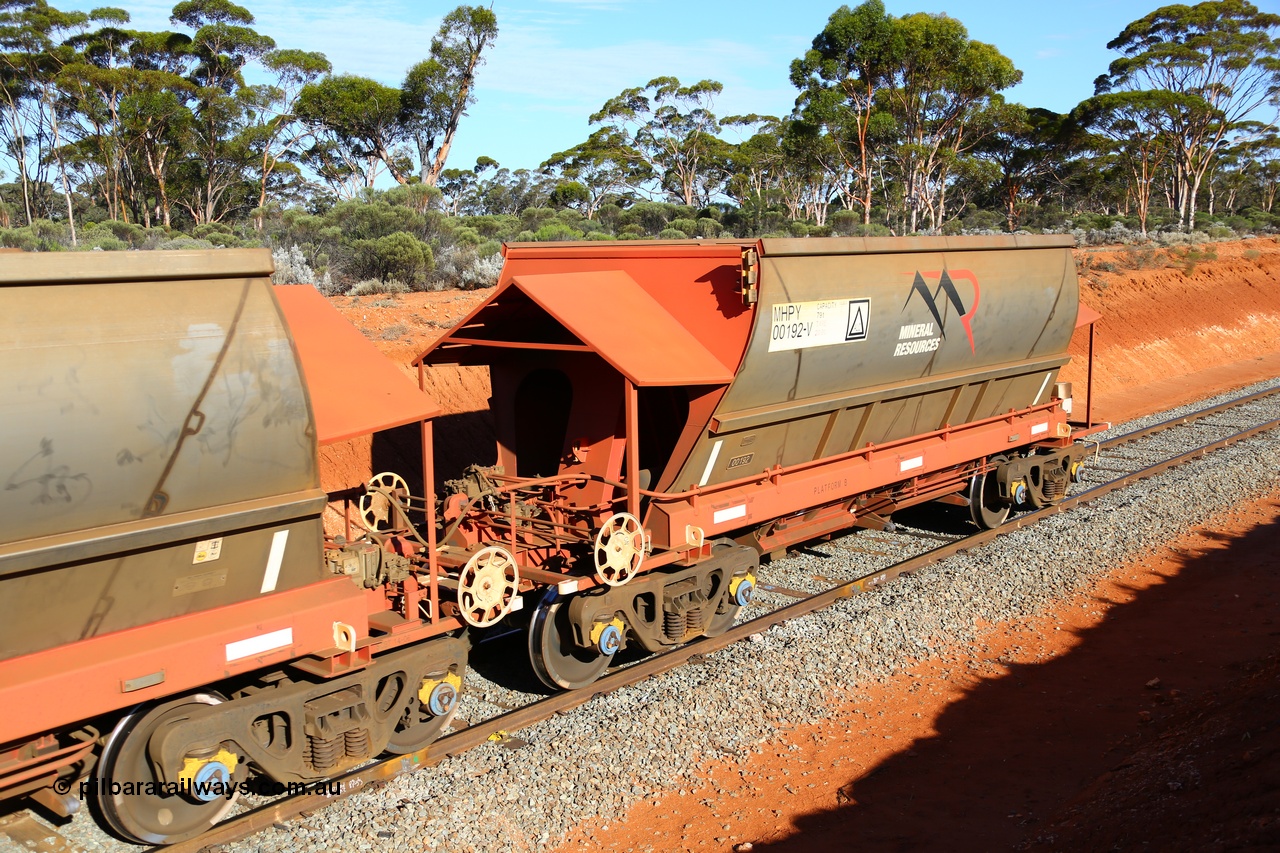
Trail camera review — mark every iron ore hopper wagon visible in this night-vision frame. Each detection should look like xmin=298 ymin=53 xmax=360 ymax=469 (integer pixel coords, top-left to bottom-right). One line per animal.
xmin=0 ymin=236 xmax=1101 ymax=844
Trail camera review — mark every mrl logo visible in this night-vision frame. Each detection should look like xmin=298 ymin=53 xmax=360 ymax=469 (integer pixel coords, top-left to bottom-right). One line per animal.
xmin=894 ymin=269 xmax=980 ymax=358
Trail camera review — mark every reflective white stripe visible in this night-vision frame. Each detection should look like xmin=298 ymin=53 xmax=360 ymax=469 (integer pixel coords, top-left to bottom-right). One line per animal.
xmin=1035 ymin=372 xmax=1052 ymax=404
xmin=226 ymin=627 xmax=293 ymax=662
xmin=699 ymin=440 xmax=724 ymax=487
xmin=899 ymin=456 xmax=924 ymax=472
xmin=557 ymin=579 xmax=580 ymax=595
xmin=260 ymin=530 xmax=289 ymax=593
xmin=508 ymin=595 xmax=524 ymax=614
xmin=1031 ymin=421 xmax=1050 ymax=436
xmin=712 ymin=504 xmax=747 ymax=525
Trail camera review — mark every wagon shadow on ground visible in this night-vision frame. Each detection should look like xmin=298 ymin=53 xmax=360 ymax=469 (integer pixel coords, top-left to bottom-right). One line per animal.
xmin=754 ymin=506 xmax=1280 ymax=852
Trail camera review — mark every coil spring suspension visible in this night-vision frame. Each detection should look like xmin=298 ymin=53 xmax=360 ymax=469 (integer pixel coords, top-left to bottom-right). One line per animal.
xmin=309 ymin=735 xmax=344 ymax=773
xmin=686 ymin=607 xmax=704 ymax=635
xmin=345 ymin=728 xmax=370 ymax=760
xmin=664 ymin=610 xmax=686 ymax=642
xmin=1042 ymin=470 xmax=1068 ymax=500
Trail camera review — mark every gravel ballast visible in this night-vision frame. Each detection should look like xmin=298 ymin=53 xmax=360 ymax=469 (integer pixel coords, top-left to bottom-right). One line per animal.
xmin=15 ymin=382 xmax=1280 ymax=853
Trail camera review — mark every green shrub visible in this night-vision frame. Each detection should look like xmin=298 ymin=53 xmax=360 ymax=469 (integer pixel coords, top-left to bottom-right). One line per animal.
xmin=657 ymin=227 xmax=688 ymax=240
xmin=695 ymin=218 xmax=721 ymax=238
xmin=30 ymin=219 xmax=66 ymax=243
xmin=97 ymin=220 xmax=147 ymax=246
xmin=670 ymin=218 xmax=698 ymax=236
xmin=0 ymin=229 xmax=36 ymax=251
xmin=829 ymin=210 xmax=859 ymax=237
xmin=532 ymin=222 xmax=584 ymax=241
xmin=450 ymin=225 xmax=484 ymax=246
xmin=519 ymin=207 xmax=555 ymax=230
xmin=629 ymin=202 xmax=670 ymax=235
xmin=80 ymin=233 xmax=128 ymax=251
xmin=788 ymin=221 xmax=809 ymax=238
xmin=158 ymin=236 xmax=217 ymax=250
xmin=346 ymin=231 xmax=433 ymax=285
xmin=347 ymin=278 xmax=410 ymax=296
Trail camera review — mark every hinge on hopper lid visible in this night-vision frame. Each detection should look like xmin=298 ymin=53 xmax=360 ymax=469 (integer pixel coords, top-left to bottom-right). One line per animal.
xmin=740 ymin=247 xmax=759 ymax=305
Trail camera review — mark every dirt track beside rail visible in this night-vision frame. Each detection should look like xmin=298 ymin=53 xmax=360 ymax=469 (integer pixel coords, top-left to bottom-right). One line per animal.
xmin=314 ymin=239 xmax=1280 ymax=850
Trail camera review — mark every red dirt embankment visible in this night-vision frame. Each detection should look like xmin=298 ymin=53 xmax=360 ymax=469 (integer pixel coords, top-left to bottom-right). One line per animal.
xmin=1062 ymin=237 xmax=1280 ymax=424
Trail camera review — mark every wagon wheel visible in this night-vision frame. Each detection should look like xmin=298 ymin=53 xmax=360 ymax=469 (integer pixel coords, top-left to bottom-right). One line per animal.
xmin=704 ymin=543 xmax=754 ymax=638
xmin=384 ymin=665 xmax=465 ymax=755
xmin=358 ymin=471 xmax=411 ymax=533
xmin=528 ymin=597 xmax=613 ymax=690
xmin=95 ymin=694 xmax=242 ymax=845
xmin=593 ymin=512 xmax=645 ymax=587
xmin=968 ymin=455 xmax=1011 ymax=530
xmin=457 ymin=546 xmax=520 ymax=628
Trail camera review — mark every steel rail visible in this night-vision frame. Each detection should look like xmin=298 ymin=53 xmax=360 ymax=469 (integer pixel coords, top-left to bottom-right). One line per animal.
xmin=156 ymin=388 xmax=1279 ymax=852
xmin=1096 ymin=384 xmax=1280 ymax=451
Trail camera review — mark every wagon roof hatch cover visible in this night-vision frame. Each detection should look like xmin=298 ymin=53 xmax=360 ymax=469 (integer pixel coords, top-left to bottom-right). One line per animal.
xmin=275 ymin=285 xmax=441 ymax=444
xmin=508 ymin=270 xmax=733 ymax=386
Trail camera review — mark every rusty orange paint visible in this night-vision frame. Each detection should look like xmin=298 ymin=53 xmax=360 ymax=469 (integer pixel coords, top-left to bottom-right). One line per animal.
xmin=416 ymin=242 xmax=757 ymax=378
xmin=511 ymin=270 xmax=735 ymax=386
xmin=0 ymin=578 xmax=368 ymax=746
xmin=1075 ymin=302 xmax=1103 ymax=328
xmin=274 ymin=285 xmax=441 ymax=444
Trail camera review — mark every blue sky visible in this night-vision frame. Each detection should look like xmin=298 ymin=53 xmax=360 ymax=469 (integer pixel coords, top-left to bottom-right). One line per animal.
xmin=56 ymin=0 xmax=1280 ymax=176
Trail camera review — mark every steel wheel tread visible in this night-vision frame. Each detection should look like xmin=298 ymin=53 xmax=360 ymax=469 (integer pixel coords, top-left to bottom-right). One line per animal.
xmin=528 ymin=598 xmax=613 ymax=691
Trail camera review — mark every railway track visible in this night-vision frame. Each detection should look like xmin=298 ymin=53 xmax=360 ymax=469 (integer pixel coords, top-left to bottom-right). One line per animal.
xmin=8 ymin=384 xmax=1280 ymax=853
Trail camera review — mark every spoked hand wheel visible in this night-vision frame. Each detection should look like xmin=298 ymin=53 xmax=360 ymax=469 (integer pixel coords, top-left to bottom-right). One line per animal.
xmin=593 ymin=512 xmax=645 ymax=587
xmin=358 ymin=471 xmax=411 ymax=533
xmin=457 ymin=546 xmax=520 ymax=628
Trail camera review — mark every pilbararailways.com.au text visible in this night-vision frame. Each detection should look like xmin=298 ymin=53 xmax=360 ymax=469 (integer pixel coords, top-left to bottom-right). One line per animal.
xmin=65 ymin=777 xmax=342 ymax=799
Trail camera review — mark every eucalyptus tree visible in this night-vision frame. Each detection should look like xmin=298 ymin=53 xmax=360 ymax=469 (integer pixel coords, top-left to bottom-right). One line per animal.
xmin=1073 ymin=90 xmax=1186 ymax=236
xmin=977 ymin=101 xmax=1075 ymax=232
xmin=57 ymin=7 xmax=137 ymax=222
xmin=591 ymin=76 xmax=731 ymax=207
xmin=117 ymin=29 xmax=196 ymax=227
xmin=400 ymin=5 xmax=497 ymax=186
xmin=244 ymin=47 xmax=330 ymax=226
xmin=790 ymin=0 xmax=900 ymax=225
xmin=1237 ymin=129 xmax=1280 ymax=212
xmin=1096 ymin=0 xmax=1280 ymax=230
xmin=0 ymin=0 xmax=98 ymax=235
xmin=295 ymin=74 xmax=409 ymax=195
xmin=885 ymin=12 xmax=1021 ymax=232
xmin=723 ymin=115 xmax=786 ymax=225
xmin=164 ymin=0 xmax=276 ymax=223
xmin=540 ymin=127 xmax=651 ymax=218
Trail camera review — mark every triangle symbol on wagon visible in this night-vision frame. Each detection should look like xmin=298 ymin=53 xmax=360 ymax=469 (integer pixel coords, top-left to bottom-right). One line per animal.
xmin=846 ymin=301 xmax=867 ymax=340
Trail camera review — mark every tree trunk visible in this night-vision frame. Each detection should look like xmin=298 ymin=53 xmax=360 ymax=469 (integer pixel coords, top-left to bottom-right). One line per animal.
xmin=1187 ymin=170 xmax=1203 ymax=231
xmin=424 ymin=51 xmax=483 ymax=186
xmin=46 ymin=99 xmax=77 ymax=246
